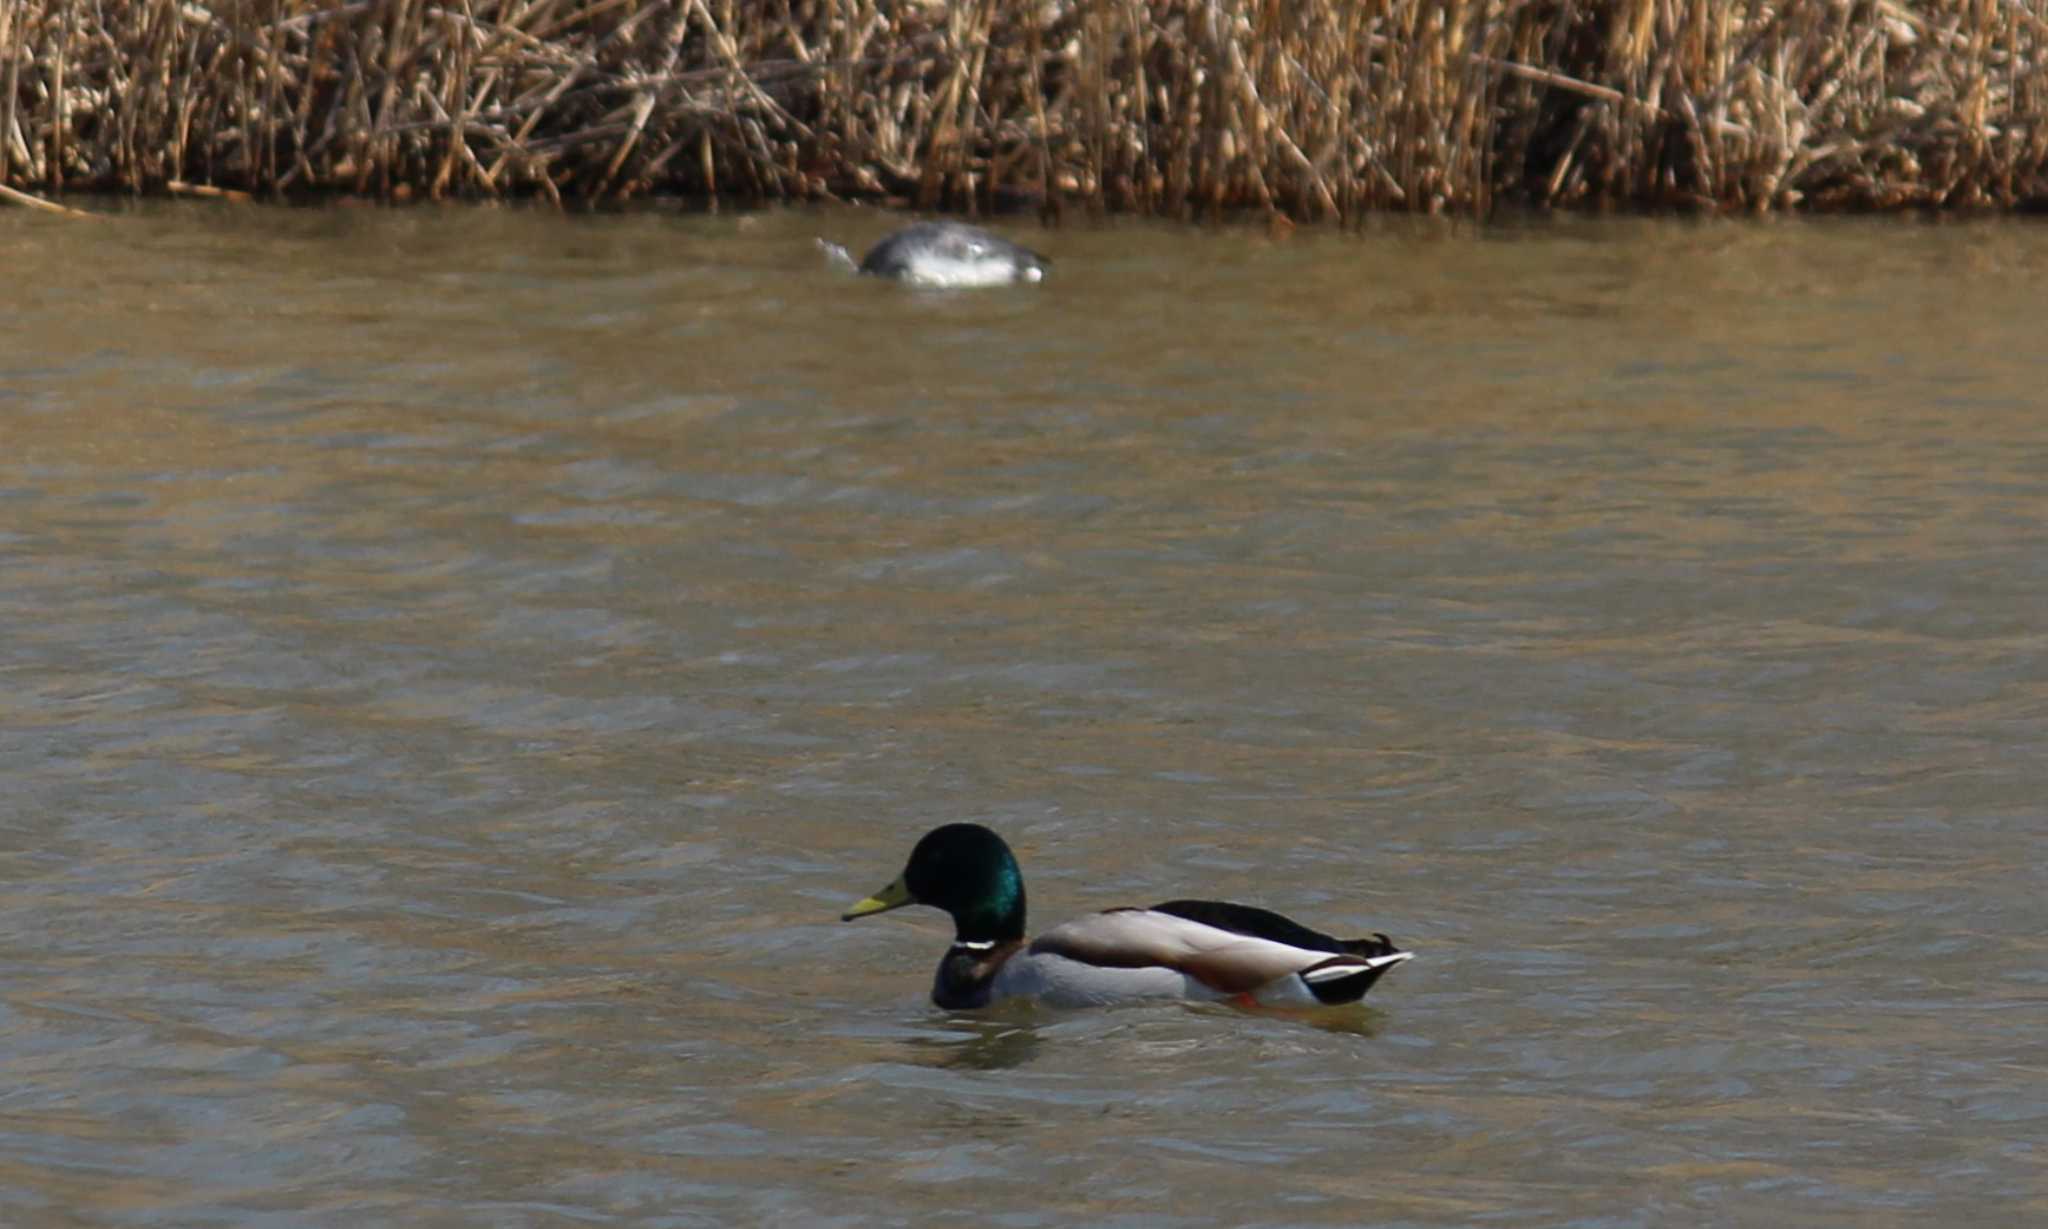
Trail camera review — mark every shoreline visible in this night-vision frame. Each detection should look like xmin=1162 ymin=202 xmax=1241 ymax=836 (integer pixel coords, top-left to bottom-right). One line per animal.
xmin=3 ymin=1 xmax=2044 ymax=217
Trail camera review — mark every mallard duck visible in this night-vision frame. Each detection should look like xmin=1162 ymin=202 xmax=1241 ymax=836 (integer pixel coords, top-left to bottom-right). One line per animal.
xmin=854 ymin=221 xmax=1049 ymax=287
xmin=842 ymin=823 xmax=1412 ymax=1009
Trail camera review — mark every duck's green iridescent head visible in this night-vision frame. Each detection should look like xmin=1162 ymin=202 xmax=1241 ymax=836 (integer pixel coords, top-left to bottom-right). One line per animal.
xmin=842 ymin=823 xmax=1027 ymax=943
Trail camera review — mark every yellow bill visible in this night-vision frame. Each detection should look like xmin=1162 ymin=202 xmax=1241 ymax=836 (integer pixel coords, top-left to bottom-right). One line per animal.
xmin=842 ymin=874 xmax=915 ymax=921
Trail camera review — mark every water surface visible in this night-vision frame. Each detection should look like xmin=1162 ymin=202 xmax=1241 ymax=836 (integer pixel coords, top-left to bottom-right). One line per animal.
xmin=2 ymin=203 xmax=2045 ymax=1226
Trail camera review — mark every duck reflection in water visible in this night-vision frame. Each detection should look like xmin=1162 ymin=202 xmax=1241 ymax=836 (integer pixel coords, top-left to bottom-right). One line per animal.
xmin=908 ymin=1016 xmax=1046 ymax=1071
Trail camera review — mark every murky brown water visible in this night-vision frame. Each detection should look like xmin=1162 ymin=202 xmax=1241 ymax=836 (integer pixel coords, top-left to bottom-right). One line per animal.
xmin=3 ymin=201 xmax=2045 ymax=1226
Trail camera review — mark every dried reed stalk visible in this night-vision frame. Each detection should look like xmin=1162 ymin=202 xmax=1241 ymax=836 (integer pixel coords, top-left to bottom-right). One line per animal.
xmin=0 ymin=0 xmax=2041 ymax=215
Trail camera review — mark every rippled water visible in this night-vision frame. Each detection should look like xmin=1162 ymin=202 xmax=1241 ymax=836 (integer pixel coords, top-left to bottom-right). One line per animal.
xmin=3 ymin=202 xmax=2045 ymax=1226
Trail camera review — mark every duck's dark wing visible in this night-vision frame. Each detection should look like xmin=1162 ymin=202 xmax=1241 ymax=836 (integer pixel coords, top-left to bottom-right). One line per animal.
xmin=1028 ymin=904 xmax=1408 ymax=1002
xmin=857 ymin=224 xmax=936 ymax=275
xmin=1150 ymin=899 xmax=1403 ymax=960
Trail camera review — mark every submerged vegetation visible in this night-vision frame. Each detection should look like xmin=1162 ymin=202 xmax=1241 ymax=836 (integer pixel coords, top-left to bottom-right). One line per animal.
xmin=1 ymin=0 xmax=2043 ymax=216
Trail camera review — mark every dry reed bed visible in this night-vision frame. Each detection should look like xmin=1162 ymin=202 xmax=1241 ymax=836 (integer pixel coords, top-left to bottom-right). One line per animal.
xmin=0 ymin=0 xmax=2043 ymax=214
